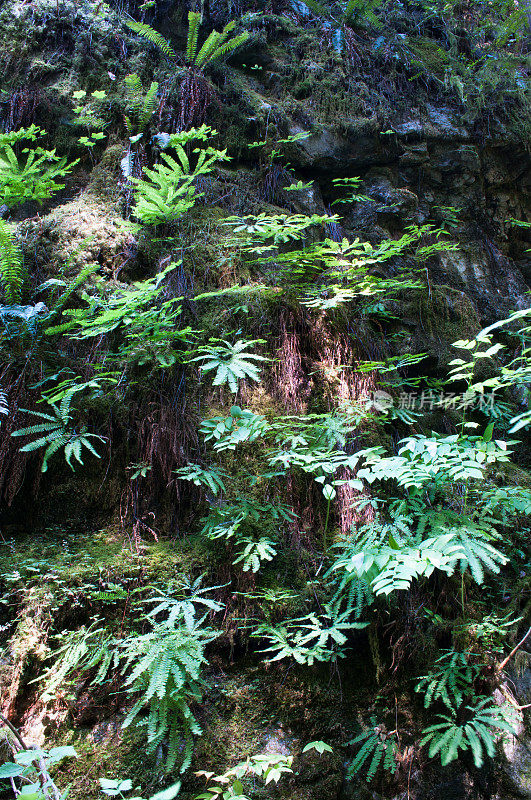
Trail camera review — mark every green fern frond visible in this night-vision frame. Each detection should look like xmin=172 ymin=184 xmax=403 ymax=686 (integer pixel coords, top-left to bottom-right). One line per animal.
xmin=302 ymin=0 xmax=333 ymax=19
xmin=126 ymin=20 xmax=176 ymax=59
xmin=0 ymin=219 xmax=24 ymax=303
xmin=186 ymin=14 xmax=248 ymax=69
xmin=208 ymin=32 xmax=250 ymax=64
xmin=194 ymin=30 xmax=221 ymax=68
xmin=347 ymin=718 xmax=397 ymax=782
xmin=186 ymin=11 xmax=202 ymax=63
xmin=124 ymin=72 xmax=144 ymax=114
xmin=140 ymin=82 xmax=159 ymax=129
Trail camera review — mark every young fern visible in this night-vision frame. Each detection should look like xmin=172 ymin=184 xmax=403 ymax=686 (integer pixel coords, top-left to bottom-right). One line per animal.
xmin=173 ymin=463 xmax=228 ymax=496
xmin=347 ymin=718 xmax=398 ymax=782
xmin=124 ymin=74 xmax=159 ymax=135
xmin=191 ymin=338 xmax=268 ymax=394
xmin=11 ymin=391 xmax=105 ymax=473
xmin=0 ymin=219 xmax=24 ymax=303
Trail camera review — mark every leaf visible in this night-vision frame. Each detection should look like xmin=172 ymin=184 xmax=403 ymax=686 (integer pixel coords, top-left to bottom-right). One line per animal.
xmin=149 ymin=782 xmax=182 ymax=800
xmin=0 ymin=762 xmax=24 ymax=778
xmin=302 ymin=741 xmax=333 ymax=755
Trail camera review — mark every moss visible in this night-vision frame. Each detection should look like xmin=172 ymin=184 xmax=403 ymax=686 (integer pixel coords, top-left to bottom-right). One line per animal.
xmin=85 ymin=142 xmax=125 ymax=204
xmin=397 ymin=283 xmax=481 ymax=371
xmin=52 ymin=724 xmax=156 ymax=800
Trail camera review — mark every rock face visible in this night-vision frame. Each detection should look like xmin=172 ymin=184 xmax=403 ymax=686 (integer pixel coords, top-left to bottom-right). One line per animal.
xmin=496 ymin=662 xmax=531 ymax=799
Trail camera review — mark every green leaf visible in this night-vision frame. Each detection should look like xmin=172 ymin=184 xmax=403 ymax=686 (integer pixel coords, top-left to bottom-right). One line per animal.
xmin=302 ymin=741 xmax=333 ymax=755
xmin=0 ymin=762 xmax=24 ymax=778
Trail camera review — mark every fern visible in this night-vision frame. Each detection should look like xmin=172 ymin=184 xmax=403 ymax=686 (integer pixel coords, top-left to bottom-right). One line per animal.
xmin=420 ymin=698 xmax=515 ymax=767
xmin=124 ymin=74 xmax=159 ymax=136
xmin=191 ymin=338 xmax=268 ymax=394
xmin=124 ymin=72 xmax=144 ymax=114
xmin=199 ymin=497 xmax=293 ymax=572
xmin=415 ymin=650 xmax=479 ymax=711
xmin=0 ymin=389 xmax=7 ymax=423
xmin=126 ymin=14 xmax=248 ymax=70
xmin=11 ymin=392 xmax=105 ymax=472
xmin=417 ymin=509 xmax=508 ymax=584
xmin=132 ymin=130 xmax=228 ymax=225
xmin=0 ymin=220 xmax=23 ymax=303
xmin=232 ymin=536 xmax=277 ymax=573
xmin=173 ymin=463 xmax=228 ymax=496
xmin=254 ymin=607 xmax=367 ymax=666
xmin=186 ymin=11 xmax=202 ymax=63
xmin=119 ymin=619 xmax=215 ymax=772
xmin=186 ymin=14 xmax=249 ymax=69
xmin=301 ymin=0 xmax=333 ymax=19
xmin=199 ymin=406 xmax=270 ymax=452
xmin=126 ymin=20 xmax=176 ymax=58
xmin=143 ymin=576 xmax=225 ymax=630
xmin=347 ymin=717 xmax=398 ymax=782
xmin=39 ymin=614 xmax=217 ymax=774
xmin=0 ymin=126 xmax=77 ymax=209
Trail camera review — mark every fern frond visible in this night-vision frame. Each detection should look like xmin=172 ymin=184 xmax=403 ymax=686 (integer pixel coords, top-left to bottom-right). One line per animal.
xmin=194 ymin=30 xmax=221 ymax=68
xmin=124 ymin=72 xmax=144 ymax=114
xmin=186 ymin=11 xmax=202 ymax=63
xmin=0 ymin=219 xmax=24 ymax=303
xmin=208 ymin=32 xmax=250 ymax=64
xmin=140 ymin=82 xmax=159 ymax=130
xmin=302 ymin=0 xmax=333 ymax=19
xmin=126 ymin=20 xmax=176 ymax=59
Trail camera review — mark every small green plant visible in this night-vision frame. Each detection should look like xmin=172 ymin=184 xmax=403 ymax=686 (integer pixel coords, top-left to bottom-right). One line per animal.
xmin=448 ymin=307 xmax=531 ymax=433
xmin=199 ymin=406 xmax=270 ymax=451
xmin=99 ymin=778 xmax=181 ymax=799
xmin=200 ymin=497 xmax=293 ymax=572
xmin=0 ymin=743 xmax=77 ymax=800
xmin=11 ymin=392 xmax=105 ymax=473
xmin=123 ymin=73 xmax=159 ymax=138
xmin=45 ymin=262 xmax=192 ymax=368
xmin=420 ymin=698 xmax=515 ymax=767
xmin=0 ymin=126 xmax=77 ymax=210
xmin=173 ymin=463 xmax=228 ymax=496
xmin=132 ymin=127 xmax=228 ymax=225
xmin=72 ymin=89 xmax=108 ymax=130
xmin=191 ymin=338 xmax=268 ymax=393
xmin=330 ymin=176 xmax=373 ymax=206
xmin=232 ymin=536 xmax=277 ymax=573
xmin=142 ymin=576 xmax=225 ymax=629
xmin=347 ymin=717 xmax=398 ymax=782
xmin=253 ymin=607 xmax=367 ymax=665
xmin=194 ymin=752 xmax=294 ymax=800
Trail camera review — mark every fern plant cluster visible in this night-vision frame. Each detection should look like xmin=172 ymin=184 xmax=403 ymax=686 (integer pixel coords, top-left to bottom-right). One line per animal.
xmin=39 ymin=601 xmax=219 ymax=774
